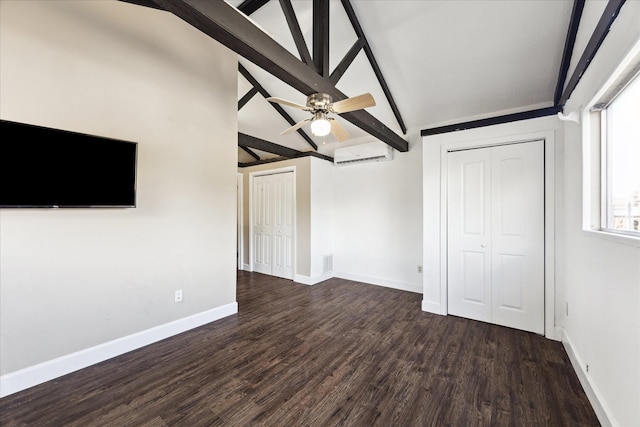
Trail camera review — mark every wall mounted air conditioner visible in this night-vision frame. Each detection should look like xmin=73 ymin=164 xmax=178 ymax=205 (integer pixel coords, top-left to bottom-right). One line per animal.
xmin=333 ymin=141 xmax=394 ymax=166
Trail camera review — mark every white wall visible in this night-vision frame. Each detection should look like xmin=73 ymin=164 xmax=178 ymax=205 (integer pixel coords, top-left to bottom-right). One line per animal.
xmin=0 ymin=0 xmax=238 ymax=391
xmin=559 ymin=1 xmax=640 ymax=425
xmin=310 ymin=157 xmax=335 ymax=280
xmin=333 ymin=133 xmax=423 ymax=293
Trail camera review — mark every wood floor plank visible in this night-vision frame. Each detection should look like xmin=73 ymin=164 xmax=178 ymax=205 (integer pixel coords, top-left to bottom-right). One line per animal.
xmin=0 ymin=271 xmax=600 ymax=426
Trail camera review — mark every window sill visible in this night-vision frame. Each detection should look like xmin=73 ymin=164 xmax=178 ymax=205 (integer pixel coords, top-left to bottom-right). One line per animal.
xmin=582 ymin=229 xmax=640 ymax=247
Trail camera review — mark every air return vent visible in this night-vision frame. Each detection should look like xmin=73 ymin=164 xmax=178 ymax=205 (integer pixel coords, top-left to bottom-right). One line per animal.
xmin=322 ymin=254 xmax=333 ymax=274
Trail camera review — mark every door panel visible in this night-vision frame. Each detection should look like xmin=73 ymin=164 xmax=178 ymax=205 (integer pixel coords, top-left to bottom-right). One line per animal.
xmin=491 ymin=142 xmax=544 ymax=334
xmin=448 ymin=149 xmax=492 ymax=323
xmin=462 ymin=250 xmax=488 ymax=304
xmin=495 ymin=253 xmax=524 ymax=309
xmin=272 ymin=173 xmax=294 ymax=279
xmin=253 ymin=176 xmax=272 ymax=275
xmin=463 ymin=161 xmax=486 ymax=236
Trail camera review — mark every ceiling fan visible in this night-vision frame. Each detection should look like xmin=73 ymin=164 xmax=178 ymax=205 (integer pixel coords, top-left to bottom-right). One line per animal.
xmin=266 ymin=92 xmax=376 ymax=142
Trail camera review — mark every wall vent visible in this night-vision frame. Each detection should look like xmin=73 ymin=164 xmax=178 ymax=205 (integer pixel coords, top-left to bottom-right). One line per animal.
xmin=322 ymin=254 xmax=333 ymax=274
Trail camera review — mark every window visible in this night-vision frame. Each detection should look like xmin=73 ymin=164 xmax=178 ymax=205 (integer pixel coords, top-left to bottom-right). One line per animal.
xmin=601 ymin=73 xmax=640 ymax=235
xmin=583 ymin=40 xmax=640 ymax=243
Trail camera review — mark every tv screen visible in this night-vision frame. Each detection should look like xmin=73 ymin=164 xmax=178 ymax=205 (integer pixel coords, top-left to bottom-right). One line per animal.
xmin=0 ymin=120 xmax=137 ymax=208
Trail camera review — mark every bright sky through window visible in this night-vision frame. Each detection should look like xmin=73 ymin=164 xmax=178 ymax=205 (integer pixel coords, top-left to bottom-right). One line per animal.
xmin=607 ymin=74 xmax=640 ymax=233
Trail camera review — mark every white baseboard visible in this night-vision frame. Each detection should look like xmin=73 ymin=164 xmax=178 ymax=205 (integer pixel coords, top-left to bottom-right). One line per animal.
xmin=548 ymin=326 xmax=562 ymax=342
xmin=242 ymin=263 xmax=251 ymax=271
xmin=333 ymin=272 xmax=422 ymax=294
xmin=294 ymin=272 xmax=334 ymax=285
xmin=0 ymin=302 xmax=238 ymax=398
xmin=421 ymin=299 xmax=446 ymax=315
xmin=561 ymin=329 xmax=615 ymax=427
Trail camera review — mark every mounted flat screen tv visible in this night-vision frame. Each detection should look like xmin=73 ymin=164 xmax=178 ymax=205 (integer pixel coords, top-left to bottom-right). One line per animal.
xmin=0 ymin=120 xmax=137 ymax=208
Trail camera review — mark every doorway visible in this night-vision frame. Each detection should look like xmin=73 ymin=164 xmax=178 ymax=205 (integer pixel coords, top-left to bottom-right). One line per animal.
xmin=447 ymin=140 xmax=544 ymax=334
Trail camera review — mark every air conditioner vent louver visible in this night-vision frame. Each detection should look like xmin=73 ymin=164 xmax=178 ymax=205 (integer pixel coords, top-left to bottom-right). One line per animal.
xmin=333 ymin=141 xmax=394 ymax=166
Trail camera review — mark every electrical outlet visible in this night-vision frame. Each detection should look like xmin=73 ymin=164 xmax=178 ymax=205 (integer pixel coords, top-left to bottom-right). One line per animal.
xmin=175 ymin=290 xmax=183 ymax=303
xmin=565 ymin=301 xmax=569 ymax=316
xmin=586 ymin=364 xmax=589 ymax=373
xmin=417 ymin=265 xmax=423 ymax=273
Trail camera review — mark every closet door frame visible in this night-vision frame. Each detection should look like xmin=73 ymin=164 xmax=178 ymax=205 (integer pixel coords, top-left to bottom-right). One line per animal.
xmin=437 ymin=131 xmax=557 ymax=339
xmin=248 ymin=166 xmax=297 ymax=278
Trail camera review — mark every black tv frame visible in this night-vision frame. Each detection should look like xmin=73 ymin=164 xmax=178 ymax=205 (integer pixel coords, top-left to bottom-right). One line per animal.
xmin=0 ymin=119 xmax=138 ymax=208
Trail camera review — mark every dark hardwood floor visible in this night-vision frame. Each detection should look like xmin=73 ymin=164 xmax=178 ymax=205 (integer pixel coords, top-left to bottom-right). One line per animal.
xmin=1 ymin=271 xmax=599 ymax=426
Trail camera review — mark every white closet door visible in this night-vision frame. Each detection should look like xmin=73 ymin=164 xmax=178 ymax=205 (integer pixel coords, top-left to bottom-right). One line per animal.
xmin=253 ymin=175 xmax=272 ymax=275
xmin=490 ymin=142 xmax=544 ymax=334
xmin=447 ymin=148 xmax=492 ymax=323
xmin=252 ymin=172 xmax=294 ymax=279
xmin=447 ymin=141 xmax=544 ymax=334
xmin=271 ymin=172 xmax=294 ymax=279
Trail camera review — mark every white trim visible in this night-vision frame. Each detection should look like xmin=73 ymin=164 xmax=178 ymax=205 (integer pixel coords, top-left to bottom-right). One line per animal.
xmin=421 ymin=299 xmax=446 ymax=315
xmin=582 ymin=39 xmax=640 ymax=244
xmin=294 ymin=272 xmax=334 ymax=285
xmin=237 ymin=173 xmax=244 ymax=270
xmin=0 ymin=302 xmax=238 ymax=398
xmin=429 ymin=129 xmax=557 ymax=338
xmin=562 ymin=329 xmax=616 ymax=427
xmin=242 ymin=263 xmax=252 ymax=271
xmin=581 ymin=229 xmax=640 ymax=247
xmin=334 ymin=272 xmax=422 ymax=294
xmin=543 ymin=136 xmax=557 ymax=340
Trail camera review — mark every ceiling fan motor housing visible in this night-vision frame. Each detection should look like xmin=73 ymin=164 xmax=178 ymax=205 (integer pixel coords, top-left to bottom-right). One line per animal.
xmin=306 ymin=93 xmax=332 ymax=110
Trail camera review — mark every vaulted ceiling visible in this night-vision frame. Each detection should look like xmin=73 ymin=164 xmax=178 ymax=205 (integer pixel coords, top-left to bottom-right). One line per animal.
xmin=228 ymin=0 xmax=579 ymax=166
xmin=124 ymin=0 xmax=624 ymax=167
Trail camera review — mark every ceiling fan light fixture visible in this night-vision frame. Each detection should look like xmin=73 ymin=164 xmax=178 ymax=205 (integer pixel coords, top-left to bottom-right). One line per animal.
xmin=310 ymin=112 xmax=331 ymax=137
xmin=268 ymin=92 xmax=374 ymax=141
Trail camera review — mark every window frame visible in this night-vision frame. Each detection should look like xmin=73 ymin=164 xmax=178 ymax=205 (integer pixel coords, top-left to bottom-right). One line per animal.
xmin=601 ymin=81 xmax=640 ymax=237
xmin=582 ymin=41 xmax=640 ymax=246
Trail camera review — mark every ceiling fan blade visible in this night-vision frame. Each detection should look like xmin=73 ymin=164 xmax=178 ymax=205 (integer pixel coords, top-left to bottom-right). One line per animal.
xmin=330 ymin=93 xmax=376 ymax=114
xmin=281 ymin=118 xmax=311 ymax=135
xmin=266 ymin=97 xmax=309 ymax=111
xmin=330 ymin=119 xmax=350 ymax=142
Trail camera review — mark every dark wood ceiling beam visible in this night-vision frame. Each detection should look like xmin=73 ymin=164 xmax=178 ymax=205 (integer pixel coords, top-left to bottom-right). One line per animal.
xmin=119 ymin=0 xmax=162 ymax=9
xmin=238 ymin=87 xmax=259 ymax=110
xmin=279 ymin=0 xmax=313 ymax=66
xmin=238 ymin=150 xmax=333 ymax=168
xmin=151 ymin=0 xmax=408 ymax=152
xmin=240 ymin=145 xmax=261 ymax=161
xmin=304 ymin=151 xmax=334 ymax=162
xmin=239 ymin=132 xmax=302 ymax=158
xmin=341 ymin=0 xmax=407 ymax=135
xmin=313 ymin=0 xmax=330 ymax=78
xmin=237 ymin=0 xmax=270 ymax=15
xmin=330 ymin=38 xmax=364 ymax=85
xmin=239 ymin=157 xmax=288 ymax=168
xmin=554 ymin=0 xmax=585 ymax=106
xmin=238 ymin=63 xmax=318 ymax=151
xmin=557 ymin=0 xmax=626 ymax=106
xmin=239 ymin=133 xmax=333 ymax=162
xmin=421 ymin=106 xmax=562 ymax=137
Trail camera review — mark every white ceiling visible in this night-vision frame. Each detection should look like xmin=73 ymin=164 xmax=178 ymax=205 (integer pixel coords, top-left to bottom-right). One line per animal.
xmin=228 ymin=0 xmax=574 ymax=162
